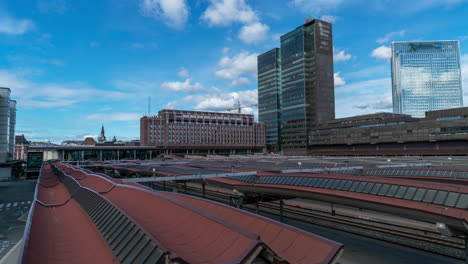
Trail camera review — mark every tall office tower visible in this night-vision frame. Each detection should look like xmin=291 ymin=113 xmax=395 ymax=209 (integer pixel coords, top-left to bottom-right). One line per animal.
xmin=392 ymin=41 xmax=463 ymax=118
xmin=9 ymin=100 xmax=16 ymax=154
xmin=0 ymin=88 xmax=10 ymax=162
xmin=279 ymin=19 xmax=335 ymax=155
xmin=258 ymin=48 xmax=282 ymax=153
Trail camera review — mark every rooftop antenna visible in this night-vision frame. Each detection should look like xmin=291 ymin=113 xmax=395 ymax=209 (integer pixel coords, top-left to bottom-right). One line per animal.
xmin=148 ymin=96 xmax=151 ymax=116
xmin=305 ymin=14 xmax=315 ymax=23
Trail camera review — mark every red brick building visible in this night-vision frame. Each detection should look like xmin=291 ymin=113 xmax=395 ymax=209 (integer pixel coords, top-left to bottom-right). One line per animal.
xmin=14 ymin=134 xmax=29 ymax=160
xmin=140 ymin=109 xmax=266 ymax=155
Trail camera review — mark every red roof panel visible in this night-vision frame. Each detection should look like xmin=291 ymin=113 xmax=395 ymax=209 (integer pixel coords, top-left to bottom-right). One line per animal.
xmin=22 ymin=200 xmax=118 ymax=264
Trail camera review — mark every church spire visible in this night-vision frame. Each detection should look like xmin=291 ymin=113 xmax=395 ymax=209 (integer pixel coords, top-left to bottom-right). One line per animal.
xmin=98 ymin=125 xmax=106 ymax=142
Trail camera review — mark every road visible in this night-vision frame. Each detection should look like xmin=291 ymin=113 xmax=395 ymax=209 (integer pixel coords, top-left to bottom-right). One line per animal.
xmin=0 ymin=181 xmax=36 ymax=260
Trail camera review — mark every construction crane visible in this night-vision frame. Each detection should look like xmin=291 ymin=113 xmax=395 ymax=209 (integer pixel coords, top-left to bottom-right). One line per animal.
xmin=226 ymin=100 xmax=258 ymax=114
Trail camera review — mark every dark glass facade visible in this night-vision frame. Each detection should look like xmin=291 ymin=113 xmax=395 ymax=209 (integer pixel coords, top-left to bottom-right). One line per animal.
xmin=258 ymin=48 xmax=282 ymax=152
xmin=258 ymin=19 xmax=334 ymax=155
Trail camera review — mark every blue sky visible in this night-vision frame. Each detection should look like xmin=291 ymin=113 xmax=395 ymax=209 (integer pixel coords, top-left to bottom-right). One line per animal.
xmin=1 ymin=0 xmax=468 ymax=143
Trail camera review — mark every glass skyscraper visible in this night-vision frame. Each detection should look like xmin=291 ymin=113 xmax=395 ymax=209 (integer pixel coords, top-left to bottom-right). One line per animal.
xmin=258 ymin=19 xmax=335 ymax=155
xmin=391 ymin=41 xmax=463 ymax=118
xmin=258 ymin=48 xmax=282 ymax=153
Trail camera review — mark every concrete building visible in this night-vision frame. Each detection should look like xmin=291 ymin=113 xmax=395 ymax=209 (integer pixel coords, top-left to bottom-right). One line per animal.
xmin=258 ymin=19 xmax=335 ymax=155
xmin=309 ymin=107 xmax=468 ymax=155
xmin=392 ymin=41 xmax=463 ymax=117
xmin=140 ymin=109 xmax=266 ymax=155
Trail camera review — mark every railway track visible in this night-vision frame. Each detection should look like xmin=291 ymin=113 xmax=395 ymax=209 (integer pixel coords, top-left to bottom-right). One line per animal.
xmin=150 ymin=181 xmax=466 ymax=260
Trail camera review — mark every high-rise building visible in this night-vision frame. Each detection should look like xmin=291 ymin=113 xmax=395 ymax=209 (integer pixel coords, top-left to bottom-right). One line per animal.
xmin=258 ymin=19 xmax=335 ymax=155
xmin=392 ymin=41 xmax=463 ymax=118
xmin=0 ymin=87 xmax=11 ymax=162
xmin=258 ymin=48 xmax=282 ymax=153
xmin=9 ymin=100 xmax=16 ymax=154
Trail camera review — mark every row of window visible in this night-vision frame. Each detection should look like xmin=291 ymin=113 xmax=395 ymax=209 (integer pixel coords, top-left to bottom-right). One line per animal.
xmin=363 ymin=169 xmax=468 ymax=179
xmin=228 ymin=175 xmax=468 ymax=209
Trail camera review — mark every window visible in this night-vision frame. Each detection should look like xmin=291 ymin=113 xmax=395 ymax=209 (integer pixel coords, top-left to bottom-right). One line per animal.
xmin=403 ymin=187 xmax=417 ymax=200
xmin=386 ymin=185 xmax=399 ymax=197
xmin=342 ymin=181 xmax=353 ymax=191
xmin=395 ymin=186 xmax=408 ymax=198
xmin=378 ymin=184 xmax=390 ymax=195
xmin=324 ymin=179 xmax=335 ymax=188
xmin=370 ymin=183 xmax=382 ymax=194
xmin=363 ymin=183 xmax=375 ymax=193
xmin=308 ymin=178 xmax=318 ymax=187
xmin=356 ymin=182 xmax=367 ymax=192
xmin=422 ymin=189 xmax=437 ymax=203
xmin=336 ymin=180 xmax=347 ymax=190
xmin=291 ymin=177 xmax=300 ymax=185
xmin=444 ymin=192 xmax=460 ymax=207
xmin=316 ymin=178 xmax=325 ymax=187
xmin=433 ymin=191 xmax=448 ymax=205
xmin=412 ymin=188 xmax=427 ymax=201
xmin=298 ymin=177 xmax=308 ymax=186
xmin=349 ymin=181 xmax=360 ymax=192
xmin=319 ymin=179 xmax=330 ymax=188
xmin=331 ymin=180 xmax=341 ymax=189
xmin=455 ymin=194 xmax=468 ymax=209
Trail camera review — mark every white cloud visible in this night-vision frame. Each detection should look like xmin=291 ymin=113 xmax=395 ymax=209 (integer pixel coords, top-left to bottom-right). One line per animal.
xmin=215 ymin=51 xmax=258 ymax=79
xmin=86 ymin=112 xmax=141 ymax=122
xmin=290 ymin=0 xmax=344 ymax=14
xmin=320 ymin=15 xmax=338 ymax=23
xmin=371 ymin=45 xmax=392 ymax=60
xmin=89 ymin=41 xmax=100 ymax=47
xmin=201 ymin=0 xmax=257 ymax=26
xmin=140 ymin=0 xmax=189 ymax=29
xmin=160 ymin=78 xmax=204 ymax=92
xmin=0 ymin=15 xmax=35 ymax=35
xmin=334 ymin=72 xmax=346 ymax=87
xmin=336 ymin=77 xmax=391 ymax=95
xmin=178 ymin=67 xmax=190 ymax=78
xmin=230 ymin=77 xmax=251 ymax=87
xmin=223 ymin=47 xmax=230 ymax=54
xmin=0 ymin=69 xmax=130 ymax=109
xmin=334 ymin=48 xmax=352 ymax=62
xmin=335 ymin=78 xmax=393 ymax=118
xmin=376 ymin=30 xmax=406 ymax=44
xmin=238 ymin=22 xmax=269 ymax=43
xmin=461 ymin=54 xmax=468 ymax=105
xmin=201 ymin=0 xmax=269 ymax=44
xmin=165 ymin=89 xmax=258 ymax=117
xmin=193 ymin=89 xmax=258 ymax=112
